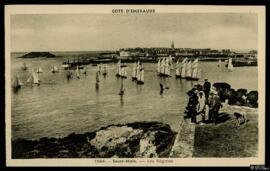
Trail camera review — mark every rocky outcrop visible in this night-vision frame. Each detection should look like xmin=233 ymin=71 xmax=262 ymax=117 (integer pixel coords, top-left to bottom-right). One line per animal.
xmin=212 ymin=82 xmax=258 ymax=108
xmin=19 ymin=52 xmax=57 ymax=58
xmin=12 ymin=122 xmax=176 ymax=158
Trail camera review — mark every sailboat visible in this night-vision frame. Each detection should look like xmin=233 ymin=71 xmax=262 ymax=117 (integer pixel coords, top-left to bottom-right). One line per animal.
xmin=27 ymin=70 xmax=40 ymax=86
xmin=116 ymin=60 xmax=121 ymax=77
xmin=228 ymin=58 xmax=234 ymax=71
xmin=98 ymin=64 xmax=102 ymax=73
xmin=137 ymin=68 xmax=144 ymax=85
xmin=218 ymin=59 xmax=222 ymax=67
xmin=180 ymin=59 xmax=187 ymax=79
xmin=157 ymin=59 xmax=161 ymax=74
xmin=102 ymin=64 xmax=108 ymax=76
xmin=169 ymin=55 xmax=174 ymax=69
xmin=51 ymin=66 xmax=59 ymax=73
xmin=119 ymin=78 xmax=125 ymax=95
xmin=76 ymin=65 xmax=80 ymax=79
xmin=66 ymin=69 xmax=73 ymax=80
xmin=83 ymin=67 xmax=87 ymax=75
xmin=132 ymin=62 xmax=137 ymax=81
xmin=121 ymin=66 xmax=127 ymax=79
xmin=185 ymin=60 xmax=192 ymax=80
xmin=96 ymin=71 xmax=100 ymax=83
xmin=22 ymin=62 xmax=27 ymax=71
xmin=190 ymin=58 xmax=200 ymax=81
xmin=12 ymin=76 xmax=23 ymax=90
xmin=165 ymin=58 xmax=171 ymax=76
xmin=36 ymin=67 xmax=43 ymax=73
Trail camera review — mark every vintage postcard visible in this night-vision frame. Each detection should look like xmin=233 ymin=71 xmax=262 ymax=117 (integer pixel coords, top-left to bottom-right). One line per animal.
xmin=5 ymin=5 xmax=265 ymax=167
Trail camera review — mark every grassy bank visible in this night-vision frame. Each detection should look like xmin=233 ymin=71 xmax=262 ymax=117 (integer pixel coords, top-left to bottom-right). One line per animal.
xmin=193 ymin=111 xmax=258 ymax=157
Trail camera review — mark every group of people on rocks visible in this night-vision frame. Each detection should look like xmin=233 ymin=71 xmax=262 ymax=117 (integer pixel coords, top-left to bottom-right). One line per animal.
xmin=184 ymin=79 xmax=222 ymax=125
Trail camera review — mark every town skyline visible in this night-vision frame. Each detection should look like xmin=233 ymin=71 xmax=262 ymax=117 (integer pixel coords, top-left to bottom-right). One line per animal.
xmin=10 ymin=13 xmax=258 ymax=52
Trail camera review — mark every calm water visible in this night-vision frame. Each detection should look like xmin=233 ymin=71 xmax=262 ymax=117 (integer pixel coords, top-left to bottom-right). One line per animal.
xmin=11 ymin=53 xmax=258 ymax=140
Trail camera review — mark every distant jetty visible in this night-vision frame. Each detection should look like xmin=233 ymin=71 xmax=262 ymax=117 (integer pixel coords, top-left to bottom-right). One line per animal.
xmin=19 ymin=52 xmax=57 ymax=58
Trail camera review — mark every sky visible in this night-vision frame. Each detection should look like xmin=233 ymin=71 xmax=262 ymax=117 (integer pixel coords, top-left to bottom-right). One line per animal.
xmin=10 ymin=13 xmax=258 ymax=52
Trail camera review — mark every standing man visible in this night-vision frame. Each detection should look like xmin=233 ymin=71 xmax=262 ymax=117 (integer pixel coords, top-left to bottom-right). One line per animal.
xmin=203 ymin=78 xmax=211 ymax=100
xmin=208 ymin=90 xmax=222 ymax=124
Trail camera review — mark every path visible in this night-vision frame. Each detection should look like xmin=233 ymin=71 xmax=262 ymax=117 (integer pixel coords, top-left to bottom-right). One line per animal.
xmin=169 ymin=119 xmax=195 ymax=158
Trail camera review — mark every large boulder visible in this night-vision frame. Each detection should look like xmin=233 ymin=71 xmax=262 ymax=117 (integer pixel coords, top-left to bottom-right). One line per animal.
xmin=12 ymin=121 xmax=176 ymax=158
xmin=246 ymin=91 xmax=258 ymax=108
xmin=213 ymin=82 xmax=231 ymax=102
xmin=235 ymin=89 xmax=248 ymax=106
xmin=224 ymin=88 xmax=237 ymax=105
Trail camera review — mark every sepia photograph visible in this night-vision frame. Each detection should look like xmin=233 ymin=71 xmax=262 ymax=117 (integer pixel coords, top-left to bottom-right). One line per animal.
xmin=5 ymin=5 xmax=266 ymax=166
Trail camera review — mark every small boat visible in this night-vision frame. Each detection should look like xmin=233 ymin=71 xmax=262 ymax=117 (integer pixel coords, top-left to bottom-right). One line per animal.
xmin=98 ymin=64 xmax=102 ymax=73
xmin=116 ymin=60 xmax=121 ymax=77
xmin=132 ymin=62 xmax=137 ymax=81
xmin=51 ymin=66 xmax=59 ymax=73
xmin=66 ymin=69 xmax=73 ymax=80
xmin=218 ymin=59 xmax=222 ymax=67
xmin=76 ymin=65 xmax=80 ymax=79
xmin=137 ymin=68 xmax=144 ymax=85
xmin=119 ymin=78 xmax=125 ymax=95
xmin=83 ymin=67 xmax=87 ymax=75
xmin=12 ymin=76 xmax=23 ymax=90
xmin=228 ymin=58 xmax=234 ymax=71
xmin=27 ymin=70 xmax=40 ymax=86
xmin=102 ymin=64 xmax=108 ymax=76
xmin=22 ymin=62 xmax=28 ymax=71
xmin=36 ymin=67 xmax=43 ymax=73
xmin=96 ymin=71 xmax=100 ymax=83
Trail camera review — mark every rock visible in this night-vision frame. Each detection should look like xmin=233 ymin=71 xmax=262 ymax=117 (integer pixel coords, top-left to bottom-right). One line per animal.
xmin=246 ymin=91 xmax=258 ymax=108
xmin=213 ymin=82 xmax=231 ymax=102
xmin=236 ymin=89 xmax=248 ymax=106
xmin=12 ymin=121 xmax=176 ymax=158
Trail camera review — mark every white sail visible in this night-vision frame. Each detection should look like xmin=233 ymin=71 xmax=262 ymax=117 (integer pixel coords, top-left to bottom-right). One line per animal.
xmin=12 ymin=77 xmax=23 ymax=88
xmin=37 ymin=67 xmax=43 ymax=73
xmin=191 ymin=58 xmax=199 ymax=78
xmin=53 ymin=66 xmax=58 ymax=72
xmin=132 ymin=63 xmax=136 ymax=78
xmin=140 ymin=69 xmax=144 ymax=82
xmin=176 ymin=68 xmax=180 ymax=76
xmin=76 ymin=65 xmax=80 ymax=78
xmin=123 ymin=67 xmax=127 ymax=77
xmin=136 ymin=66 xmax=141 ymax=80
xmin=228 ymin=58 xmax=234 ymax=71
xmin=27 ymin=74 xmax=33 ymax=83
xmin=169 ymin=55 xmax=174 ymax=69
xmin=180 ymin=62 xmax=187 ymax=78
xmin=116 ymin=60 xmax=121 ymax=75
xmin=218 ymin=60 xmax=221 ymax=67
xmin=33 ymin=72 xmax=40 ymax=84
xmin=186 ymin=61 xmax=192 ymax=77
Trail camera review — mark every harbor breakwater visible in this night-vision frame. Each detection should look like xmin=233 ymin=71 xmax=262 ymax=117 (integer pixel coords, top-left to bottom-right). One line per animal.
xmin=12 ymin=122 xmax=176 ymax=158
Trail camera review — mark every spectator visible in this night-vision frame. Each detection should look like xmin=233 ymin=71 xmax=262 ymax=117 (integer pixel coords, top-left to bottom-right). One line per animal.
xmin=203 ymin=79 xmax=211 ymax=100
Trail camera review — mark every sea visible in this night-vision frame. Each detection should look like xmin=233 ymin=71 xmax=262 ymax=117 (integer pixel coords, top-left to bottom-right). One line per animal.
xmin=10 ymin=52 xmax=258 ymax=140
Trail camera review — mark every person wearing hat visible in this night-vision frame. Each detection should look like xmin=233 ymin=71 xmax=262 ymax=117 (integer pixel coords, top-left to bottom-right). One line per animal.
xmin=203 ymin=78 xmax=211 ymax=100
xmin=208 ymin=90 xmax=221 ymax=124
